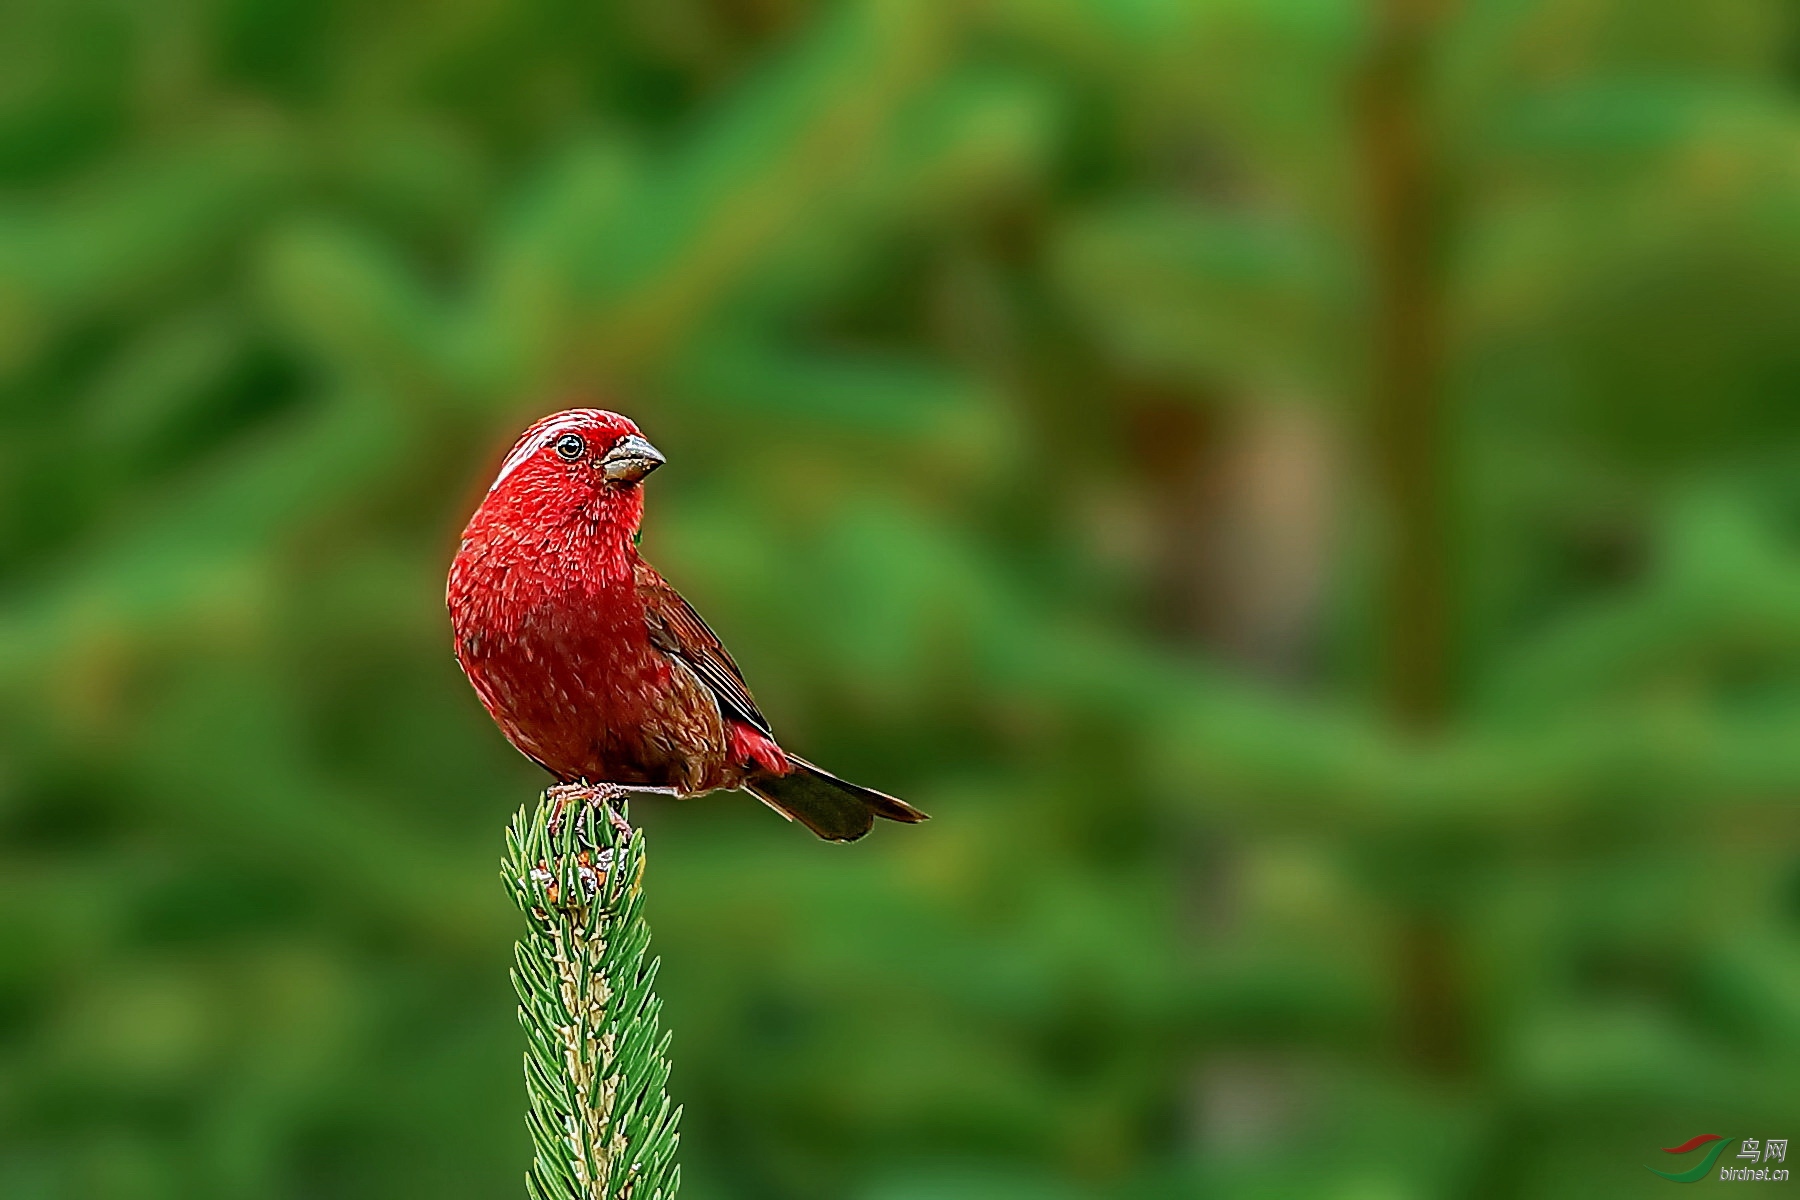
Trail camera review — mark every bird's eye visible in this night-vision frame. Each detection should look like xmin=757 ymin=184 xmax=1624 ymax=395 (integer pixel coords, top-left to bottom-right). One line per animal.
xmin=552 ymin=433 xmax=586 ymax=462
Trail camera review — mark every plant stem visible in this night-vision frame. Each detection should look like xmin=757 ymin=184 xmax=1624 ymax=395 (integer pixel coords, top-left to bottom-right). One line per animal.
xmin=504 ymin=790 xmax=682 ymax=1199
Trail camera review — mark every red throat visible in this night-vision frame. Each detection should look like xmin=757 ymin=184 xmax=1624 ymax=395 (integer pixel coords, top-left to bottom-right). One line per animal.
xmin=468 ymin=474 xmax=644 ymax=587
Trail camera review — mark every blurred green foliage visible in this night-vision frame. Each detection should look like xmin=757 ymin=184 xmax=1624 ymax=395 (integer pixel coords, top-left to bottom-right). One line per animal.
xmin=0 ymin=0 xmax=1797 ymax=1197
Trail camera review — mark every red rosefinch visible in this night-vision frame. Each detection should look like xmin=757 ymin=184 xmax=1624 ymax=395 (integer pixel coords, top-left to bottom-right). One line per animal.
xmin=446 ymin=408 xmax=927 ymax=841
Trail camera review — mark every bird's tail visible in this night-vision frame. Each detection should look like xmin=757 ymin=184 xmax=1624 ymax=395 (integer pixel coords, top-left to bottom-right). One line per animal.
xmin=745 ymin=756 xmax=927 ymax=842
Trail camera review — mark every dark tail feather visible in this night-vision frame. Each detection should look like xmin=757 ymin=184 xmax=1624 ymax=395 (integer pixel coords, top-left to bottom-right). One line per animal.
xmin=745 ymin=756 xmax=928 ymax=842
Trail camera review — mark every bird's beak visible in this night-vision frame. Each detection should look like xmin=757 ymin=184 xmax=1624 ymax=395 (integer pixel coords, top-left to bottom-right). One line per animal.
xmin=600 ymin=435 xmax=666 ymax=484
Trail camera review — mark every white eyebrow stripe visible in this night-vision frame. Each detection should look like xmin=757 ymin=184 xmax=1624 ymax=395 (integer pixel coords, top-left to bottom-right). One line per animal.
xmin=486 ymin=412 xmax=597 ymax=494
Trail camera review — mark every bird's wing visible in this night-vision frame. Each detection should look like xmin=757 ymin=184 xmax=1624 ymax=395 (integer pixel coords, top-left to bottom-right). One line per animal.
xmin=637 ymin=567 xmax=774 ymax=736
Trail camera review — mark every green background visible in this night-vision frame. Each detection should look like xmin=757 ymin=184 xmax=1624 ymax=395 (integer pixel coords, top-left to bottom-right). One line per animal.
xmin=1 ymin=1 xmax=1797 ymax=1197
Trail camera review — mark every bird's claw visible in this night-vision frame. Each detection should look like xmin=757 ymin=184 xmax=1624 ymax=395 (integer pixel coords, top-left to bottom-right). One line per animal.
xmin=545 ymin=781 xmax=637 ymax=846
xmin=605 ymin=804 xmax=633 ymax=840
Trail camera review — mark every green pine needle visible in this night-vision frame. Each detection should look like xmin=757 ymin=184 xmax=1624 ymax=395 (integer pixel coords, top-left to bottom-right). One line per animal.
xmin=503 ymin=792 xmax=682 ymax=1199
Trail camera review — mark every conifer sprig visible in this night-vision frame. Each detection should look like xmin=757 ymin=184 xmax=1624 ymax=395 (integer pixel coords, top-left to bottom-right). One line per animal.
xmin=504 ymin=792 xmax=681 ymax=1200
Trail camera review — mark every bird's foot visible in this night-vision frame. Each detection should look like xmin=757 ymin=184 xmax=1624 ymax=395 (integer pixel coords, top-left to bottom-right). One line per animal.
xmin=546 ymin=781 xmax=609 ymax=832
xmin=546 ymin=782 xmax=619 ymax=845
xmin=544 ymin=781 xmax=662 ymax=843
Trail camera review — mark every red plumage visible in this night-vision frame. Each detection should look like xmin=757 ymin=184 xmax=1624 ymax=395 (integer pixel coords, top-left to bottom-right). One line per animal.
xmin=446 ymin=407 xmax=926 ymax=841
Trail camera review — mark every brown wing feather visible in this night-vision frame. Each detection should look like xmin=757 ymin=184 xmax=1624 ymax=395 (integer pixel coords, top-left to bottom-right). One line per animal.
xmin=637 ymin=566 xmax=773 ymax=735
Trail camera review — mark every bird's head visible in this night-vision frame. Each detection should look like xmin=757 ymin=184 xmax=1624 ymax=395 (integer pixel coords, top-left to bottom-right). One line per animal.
xmin=478 ymin=407 xmax=666 ymax=538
